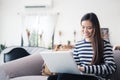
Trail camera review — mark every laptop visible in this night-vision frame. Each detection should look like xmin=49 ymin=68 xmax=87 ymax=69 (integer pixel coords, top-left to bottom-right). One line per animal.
xmin=40 ymin=51 xmax=82 ymax=74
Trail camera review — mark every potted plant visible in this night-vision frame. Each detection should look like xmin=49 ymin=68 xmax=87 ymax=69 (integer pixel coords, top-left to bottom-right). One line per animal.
xmin=0 ymin=44 xmax=7 ymax=53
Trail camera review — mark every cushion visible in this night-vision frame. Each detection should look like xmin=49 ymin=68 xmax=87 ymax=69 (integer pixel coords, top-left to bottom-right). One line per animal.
xmin=0 ymin=67 xmax=9 ymax=80
xmin=4 ymin=47 xmax=30 ymax=62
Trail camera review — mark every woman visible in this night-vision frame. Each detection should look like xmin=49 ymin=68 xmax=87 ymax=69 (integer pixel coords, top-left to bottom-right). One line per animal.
xmin=47 ymin=13 xmax=116 ymax=80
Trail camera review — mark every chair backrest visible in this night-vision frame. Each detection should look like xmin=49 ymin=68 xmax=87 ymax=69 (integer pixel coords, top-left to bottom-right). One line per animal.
xmin=110 ymin=50 xmax=120 ymax=80
xmin=4 ymin=47 xmax=30 ymax=62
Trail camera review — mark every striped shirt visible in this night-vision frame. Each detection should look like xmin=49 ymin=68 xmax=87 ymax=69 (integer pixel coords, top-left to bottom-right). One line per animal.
xmin=73 ymin=39 xmax=116 ymax=77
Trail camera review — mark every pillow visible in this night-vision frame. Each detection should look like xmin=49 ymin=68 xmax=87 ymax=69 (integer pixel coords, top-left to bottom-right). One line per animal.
xmin=0 ymin=67 xmax=9 ymax=80
xmin=4 ymin=47 xmax=30 ymax=62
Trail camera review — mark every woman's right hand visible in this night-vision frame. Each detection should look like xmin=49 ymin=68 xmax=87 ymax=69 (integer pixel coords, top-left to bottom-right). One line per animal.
xmin=78 ymin=66 xmax=85 ymax=72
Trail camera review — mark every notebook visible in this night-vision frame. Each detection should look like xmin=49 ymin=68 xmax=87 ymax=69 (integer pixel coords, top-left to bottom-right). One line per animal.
xmin=40 ymin=51 xmax=82 ymax=74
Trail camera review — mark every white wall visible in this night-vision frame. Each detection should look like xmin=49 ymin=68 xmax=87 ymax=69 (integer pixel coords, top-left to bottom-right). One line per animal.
xmin=0 ymin=0 xmax=120 ymax=47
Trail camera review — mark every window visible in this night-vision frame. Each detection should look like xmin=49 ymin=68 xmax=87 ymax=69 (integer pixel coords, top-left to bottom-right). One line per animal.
xmin=22 ymin=14 xmax=57 ymax=49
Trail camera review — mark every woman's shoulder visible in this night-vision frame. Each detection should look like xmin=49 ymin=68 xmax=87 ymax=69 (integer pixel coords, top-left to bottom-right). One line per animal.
xmin=103 ymin=39 xmax=113 ymax=48
xmin=103 ymin=39 xmax=111 ymax=45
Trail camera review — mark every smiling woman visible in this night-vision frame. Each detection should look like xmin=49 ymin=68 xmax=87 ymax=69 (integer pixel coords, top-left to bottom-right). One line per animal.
xmin=47 ymin=12 xmax=116 ymax=80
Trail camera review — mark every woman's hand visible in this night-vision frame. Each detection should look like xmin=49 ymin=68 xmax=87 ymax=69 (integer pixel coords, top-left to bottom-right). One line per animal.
xmin=78 ymin=66 xmax=85 ymax=72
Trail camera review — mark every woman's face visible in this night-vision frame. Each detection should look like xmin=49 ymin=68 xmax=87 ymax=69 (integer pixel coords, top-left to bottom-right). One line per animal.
xmin=81 ymin=20 xmax=95 ymax=41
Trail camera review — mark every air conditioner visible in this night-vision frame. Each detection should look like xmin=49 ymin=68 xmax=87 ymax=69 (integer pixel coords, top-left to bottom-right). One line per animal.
xmin=24 ymin=0 xmax=53 ymax=8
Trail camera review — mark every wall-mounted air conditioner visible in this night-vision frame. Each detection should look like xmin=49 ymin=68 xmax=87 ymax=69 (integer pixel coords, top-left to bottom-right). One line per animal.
xmin=24 ymin=0 xmax=53 ymax=8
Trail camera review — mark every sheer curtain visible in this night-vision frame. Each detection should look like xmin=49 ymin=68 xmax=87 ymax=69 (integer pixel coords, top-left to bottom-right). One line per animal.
xmin=22 ymin=14 xmax=58 ymax=49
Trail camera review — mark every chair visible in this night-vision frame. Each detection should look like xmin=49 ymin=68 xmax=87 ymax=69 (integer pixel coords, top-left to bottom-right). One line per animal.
xmin=4 ymin=47 xmax=30 ymax=62
xmin=109 ymin=50 xmax=120 ymax=80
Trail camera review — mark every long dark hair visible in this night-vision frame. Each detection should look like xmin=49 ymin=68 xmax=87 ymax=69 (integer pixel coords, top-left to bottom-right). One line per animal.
xmin=81 ymin=13 xmax=104 ymax=65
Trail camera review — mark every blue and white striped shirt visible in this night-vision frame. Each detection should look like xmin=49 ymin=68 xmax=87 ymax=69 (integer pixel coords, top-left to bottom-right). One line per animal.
xmin=73 ymin=39 xmax=116 ymax=77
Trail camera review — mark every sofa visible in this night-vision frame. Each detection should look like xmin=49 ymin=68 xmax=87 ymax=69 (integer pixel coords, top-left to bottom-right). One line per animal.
xmin=0 ymin=47 xmax=120 ymax=80
xmin=0 ymin=46 xmax=49 ymax=80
